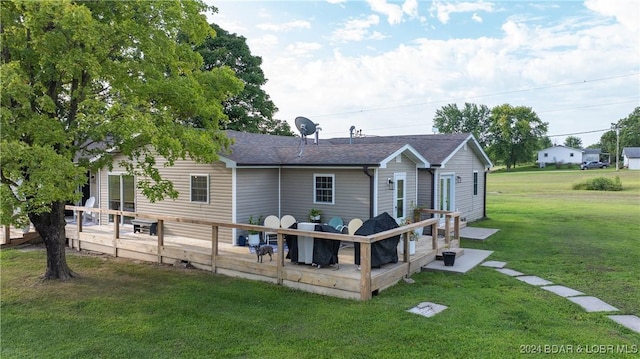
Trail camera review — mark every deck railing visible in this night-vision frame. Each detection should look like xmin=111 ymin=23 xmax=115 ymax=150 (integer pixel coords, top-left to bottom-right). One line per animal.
xmin=65 ymin=205 xmax=461 ymax=300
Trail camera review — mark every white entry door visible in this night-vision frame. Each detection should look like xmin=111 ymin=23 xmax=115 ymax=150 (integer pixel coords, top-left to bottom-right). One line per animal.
xmin=393 ymin=173 xmax=406 ymax=222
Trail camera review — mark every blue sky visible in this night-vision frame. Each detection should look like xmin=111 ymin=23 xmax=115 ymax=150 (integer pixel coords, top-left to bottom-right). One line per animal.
xmin=206 ymin=1 xmax=639 ymax=146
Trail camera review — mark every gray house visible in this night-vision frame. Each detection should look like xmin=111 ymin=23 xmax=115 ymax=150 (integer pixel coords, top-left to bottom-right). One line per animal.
xmin=92 ymin=131 xmax=492 ymax=243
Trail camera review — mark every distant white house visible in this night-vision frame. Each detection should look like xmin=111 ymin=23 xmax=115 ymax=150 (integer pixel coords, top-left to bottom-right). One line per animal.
xmin=622 ymin=147 xmax=640 ymax=170
xmin=537 ymin=145 xmax=583 ymax=165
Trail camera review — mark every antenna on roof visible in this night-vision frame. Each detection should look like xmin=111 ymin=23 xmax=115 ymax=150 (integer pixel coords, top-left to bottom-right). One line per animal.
xmin=295 ymin=116 xmax=317 ymax=157
xmin=349 ymin=125 xmax=356 ymax=144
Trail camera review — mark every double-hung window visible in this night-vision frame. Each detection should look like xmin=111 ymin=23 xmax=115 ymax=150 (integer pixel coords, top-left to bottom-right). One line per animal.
xmin=314 ymin=174 xmax=334 ymax=204
xmin=190 ymin=174 xmax=209 ymax=203
xmin=473 ymin=171 xmax=478 ymax=196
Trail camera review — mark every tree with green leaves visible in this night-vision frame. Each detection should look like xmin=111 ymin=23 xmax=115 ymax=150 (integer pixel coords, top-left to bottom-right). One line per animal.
xmin=432 ymin=103 xmax=491 ymax=147
xmin=598 ymin=107 xmax=640 ymax=163
xmin=0 ymin=0 xmax=243 ymax=280
xmin=538 ymin=136 xmax=553 ymax=150
xmin=564 ymin=136 xmax=583 ymax=149
xmin=196 ymin=23 xmax=293 ymax=136
xmin=486 ymin=104 xmax=548 ymax=170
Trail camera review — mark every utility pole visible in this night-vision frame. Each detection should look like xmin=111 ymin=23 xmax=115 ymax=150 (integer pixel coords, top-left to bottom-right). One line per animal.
xmin=616 ymin=126 xmax=620 ymax=172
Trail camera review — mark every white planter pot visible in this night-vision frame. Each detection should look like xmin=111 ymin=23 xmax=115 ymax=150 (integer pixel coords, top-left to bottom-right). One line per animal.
xmin=409 ymin=240 xmax=416 ymax=255
xmin=248 ymin=234 xmax=260 ymax=246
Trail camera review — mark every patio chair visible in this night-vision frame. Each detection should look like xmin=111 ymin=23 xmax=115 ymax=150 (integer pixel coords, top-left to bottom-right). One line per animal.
xmin=341 ymin=218 xmax=363 ymax=249
xmin=280 ymin=215 xmax=296 ymax=229
xmin=328 ymin=216 xmax=346 ymax=232
xmin=263 ymin=215 xmax=280 ymax=245
xmin=82 ymin=196 xmax=96 ymax=223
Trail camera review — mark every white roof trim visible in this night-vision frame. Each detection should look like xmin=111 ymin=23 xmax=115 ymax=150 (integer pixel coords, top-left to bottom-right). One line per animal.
xmin=379 ymin=144 xmax=430 ymax=169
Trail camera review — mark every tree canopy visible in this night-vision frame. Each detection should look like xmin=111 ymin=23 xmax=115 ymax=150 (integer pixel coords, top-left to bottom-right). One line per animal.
xmin=564 ymin=136 xmax=583 ymax=149
xmin=486 ymin=104 xmax=548 ymax=169
xmin=432 ymin=103 xmax=490 ymax=148
xmin=0 ymin=0 xmax=243 ymax=279
xmin=196 ymin=23 xmax=293 ymax=136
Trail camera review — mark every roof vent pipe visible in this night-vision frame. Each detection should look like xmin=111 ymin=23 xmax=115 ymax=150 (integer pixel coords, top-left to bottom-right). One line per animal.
xmin=314 ymin=125 xmax=321 ymax=144
xmin=349 ymin=125 xmax=356 ymax=144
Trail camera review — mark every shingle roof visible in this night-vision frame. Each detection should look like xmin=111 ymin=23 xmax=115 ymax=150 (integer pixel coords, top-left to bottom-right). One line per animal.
xmin=622 ymin=147 xmax=640 ymax=158
xmin=222 ymin=130 xmax=489 ymax=167
xmin=327 ymin=133 xmax=479 ymax=166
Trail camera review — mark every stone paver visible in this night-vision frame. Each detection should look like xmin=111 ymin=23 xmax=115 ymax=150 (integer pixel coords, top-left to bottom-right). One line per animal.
xmin=607 ymin=315 xmax=640 ymax=333
xmin=407 ymin=302 xmax=448 ymax=318
xmin=481 ymin=260 xmax=506 ymax=268
xmin=495 ymin=268 xmax=523 ymax=276
xmin=515 ymin=275 xmax=553 ymax=286
xmin=567 ymin=296 xmax=619 ymax=312
xmin=541 ymin=285 xmax=584 ymax=298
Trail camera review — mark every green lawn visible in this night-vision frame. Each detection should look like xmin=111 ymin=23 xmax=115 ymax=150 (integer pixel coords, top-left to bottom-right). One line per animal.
xmin=2 ymin=168 xmax=639 ymax=358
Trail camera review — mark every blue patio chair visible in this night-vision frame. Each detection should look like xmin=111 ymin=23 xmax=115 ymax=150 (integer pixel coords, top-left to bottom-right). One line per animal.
xmin=328 ymin=217 xmax=346 ymax=232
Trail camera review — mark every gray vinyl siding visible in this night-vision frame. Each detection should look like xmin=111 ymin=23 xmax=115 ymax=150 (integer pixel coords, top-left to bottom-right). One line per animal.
xmin=441 ymin=143 xmax=487 ymax=222
xmin=376 ymin=154 xmax=418 ymax=220
xmin=98 ymin=155 xmax=234 ymax=243
xmin=279 ymin=168 xmax=370 ymax=224
xmin=236 ymin=168 xmax=280 ymax=230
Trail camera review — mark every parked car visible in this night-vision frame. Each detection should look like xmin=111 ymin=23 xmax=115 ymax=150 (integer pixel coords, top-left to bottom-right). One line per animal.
xmin=580 ymin=161 xmax=608 ymax=170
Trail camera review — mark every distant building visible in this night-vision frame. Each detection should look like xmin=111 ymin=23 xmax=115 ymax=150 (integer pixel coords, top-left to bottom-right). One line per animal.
xmin=622 ymin=147 xmax=640 ymax=170
xmin=537 ymin=145 xmax=583 ymax=165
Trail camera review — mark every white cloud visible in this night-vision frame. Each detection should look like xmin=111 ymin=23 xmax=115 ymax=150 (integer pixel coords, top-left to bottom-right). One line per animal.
xmin=285 ymin=42 xmax=323 ymax=57
xmin=367 ymin=0 xmax=419 ymax=24
xmin=472 ymin=13 xmax=483 ymax=23
xmin=257 ymin=20 xmax=311 ymax=32
xmin=430 ymin=1 xmax=495 ymax=24
xmin=331 ymin=15 xmax=380 ymax=42
xmin=367 ymin=0 xmax=405 ymax=24
xmin=584 ymin=0 xmax=640 ymax=33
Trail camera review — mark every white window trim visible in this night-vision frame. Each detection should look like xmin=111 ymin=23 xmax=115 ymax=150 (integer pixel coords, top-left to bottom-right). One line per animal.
xmin=313 ymin=173 xmax=335 ymax=205
xmin=190 ymin=174 xmax=209 ymax=204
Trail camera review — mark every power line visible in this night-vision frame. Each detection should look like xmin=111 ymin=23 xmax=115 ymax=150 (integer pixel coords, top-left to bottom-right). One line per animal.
xmin=546 ymin=128 xmax=610 ymax=138
xmin=311 ymin=72 xmax=639 ymax=119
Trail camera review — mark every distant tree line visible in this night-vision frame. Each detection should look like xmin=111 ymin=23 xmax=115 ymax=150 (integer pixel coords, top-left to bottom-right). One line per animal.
xmin=433 ymin=103 xmax=640 ymax=169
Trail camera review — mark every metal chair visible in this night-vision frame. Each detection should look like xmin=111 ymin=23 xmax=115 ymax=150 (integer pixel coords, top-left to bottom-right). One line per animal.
xmin=280 ymin=215 xmax=296 ymax=229
xmin=328 ymin=216 xmax=346 ymax=232
xmin=263 ymin=215 xmax=280 ymax=245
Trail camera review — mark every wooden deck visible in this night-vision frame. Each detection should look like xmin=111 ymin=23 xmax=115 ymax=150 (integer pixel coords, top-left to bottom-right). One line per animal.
xmin=5 ymin=207 xmax=462 ymax=301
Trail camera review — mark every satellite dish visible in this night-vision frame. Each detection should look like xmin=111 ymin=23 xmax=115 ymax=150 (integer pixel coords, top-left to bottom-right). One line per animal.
xmin=295 ymin=116 xmax=316 ymax=136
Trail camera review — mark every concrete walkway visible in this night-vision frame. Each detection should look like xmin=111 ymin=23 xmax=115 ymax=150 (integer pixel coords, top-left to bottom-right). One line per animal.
xmin=460 ymin=227 xmax=499 ymax=240
xmin=482 ymin=261 xmax=640 ymax=334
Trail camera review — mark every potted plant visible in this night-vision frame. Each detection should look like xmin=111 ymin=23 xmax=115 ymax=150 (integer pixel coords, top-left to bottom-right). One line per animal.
xmin=308 ymin=208 xmax=322 ymax=223
xmin=410 ymin=201 xmax=425 ymax=237
xmin=247 ymin=215 xmax=262 ymax=246
xmin=400 ymin=218 xmax=419 ymax=255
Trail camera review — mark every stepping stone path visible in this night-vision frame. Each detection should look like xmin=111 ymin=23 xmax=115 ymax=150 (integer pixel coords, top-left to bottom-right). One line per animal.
xmin=484 ymin=261 xmax=640 ymax=334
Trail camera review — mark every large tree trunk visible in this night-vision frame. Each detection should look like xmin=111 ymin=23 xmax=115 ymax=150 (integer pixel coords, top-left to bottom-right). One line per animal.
xmin=28 ymin=200 xmax=76 ymax=280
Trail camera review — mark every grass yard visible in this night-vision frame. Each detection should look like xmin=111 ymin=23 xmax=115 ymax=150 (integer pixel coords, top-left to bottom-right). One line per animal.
xmin=2 ymin=168 xmax=639 ymax=358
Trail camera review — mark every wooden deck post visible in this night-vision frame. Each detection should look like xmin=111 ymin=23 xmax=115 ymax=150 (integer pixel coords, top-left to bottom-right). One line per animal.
xmin=454 ymin=214 xmax=460 ymax=243
xmin=157 ymin=219 xmax=164 ymax=264
xmin=359 ymin=241 xmax=372 ymax=300
xmin=277 ymin=233 xmax=284 ymax=285
xmin=401 ymin=232 xmax=409 ymax=263
xmin=444 ymin=213 xmax=451 ymax=247
xmin=431 ymin=222 xmax=438 ymax=250
xmin=211 ymin=225 xmax=218 ymax=273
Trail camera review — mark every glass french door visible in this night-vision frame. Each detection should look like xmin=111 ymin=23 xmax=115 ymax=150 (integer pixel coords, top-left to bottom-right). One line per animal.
xmin=438 ymin=174 xmax=455 ymax=223
xmin=393 ymin=173 xmax=406 ymax=222
xmin=108 ymin=174 xmax=135 ymax=224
